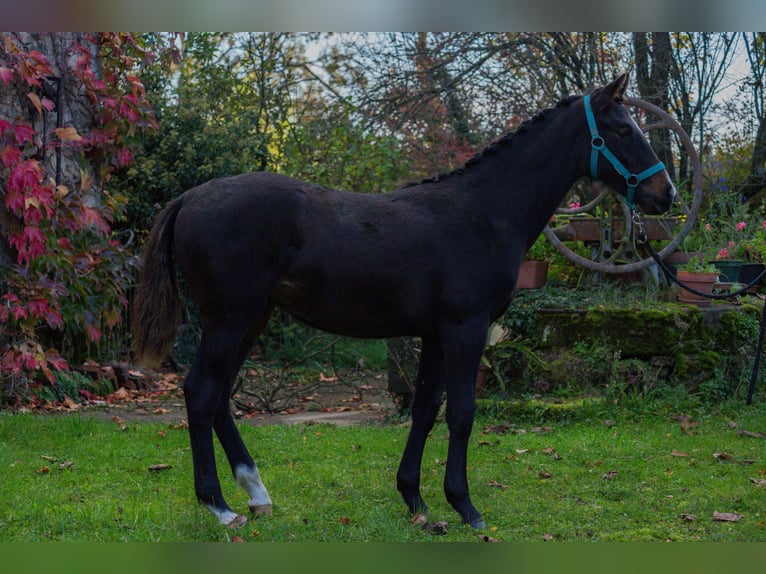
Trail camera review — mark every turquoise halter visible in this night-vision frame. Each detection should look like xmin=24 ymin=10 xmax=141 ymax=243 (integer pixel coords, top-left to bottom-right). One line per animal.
xmin=583 ymin=94 xmax=666 ymax=210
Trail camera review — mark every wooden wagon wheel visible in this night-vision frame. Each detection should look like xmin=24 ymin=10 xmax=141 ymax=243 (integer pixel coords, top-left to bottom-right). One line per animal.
xmin=542 ymin=96 xmax=703 ymax=274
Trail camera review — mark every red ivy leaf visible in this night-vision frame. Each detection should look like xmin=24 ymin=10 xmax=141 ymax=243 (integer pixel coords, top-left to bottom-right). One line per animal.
xmin=12 ymin=122 xmax=35 ymax=145
xmin=10 ymin=303 xmax=28 ymax=321
xmin=0 ymin=66 xmax=14 ymax=85
xmin=1 ymin=145 xmax=22 ymax=167
xmin=81 ymin=205 xmax=110 ymax=234
xmin=117 ymin=147 xmax=132 ymax=166
xmin=87 ymin=324 xmax=102 ymax=343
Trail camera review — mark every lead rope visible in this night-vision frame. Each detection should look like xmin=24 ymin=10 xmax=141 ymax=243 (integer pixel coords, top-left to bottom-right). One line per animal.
xmin=635 ymin=213 xmax=766 ymax=404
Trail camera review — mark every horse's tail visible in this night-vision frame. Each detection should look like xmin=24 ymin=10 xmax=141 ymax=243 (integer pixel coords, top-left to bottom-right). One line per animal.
xmin=131 ymin=196 xmax=184 ymax=368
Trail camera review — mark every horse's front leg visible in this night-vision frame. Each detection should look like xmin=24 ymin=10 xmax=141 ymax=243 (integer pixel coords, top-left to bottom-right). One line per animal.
xmin=441 ymin=317 xmax=489 ymax=529
xmin=397 ymin=336 xmax=445 ymax=516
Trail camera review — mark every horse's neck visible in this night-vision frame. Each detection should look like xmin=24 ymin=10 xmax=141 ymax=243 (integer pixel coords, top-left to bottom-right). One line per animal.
xmin=467 ymin=108 xmax=585 ymax=248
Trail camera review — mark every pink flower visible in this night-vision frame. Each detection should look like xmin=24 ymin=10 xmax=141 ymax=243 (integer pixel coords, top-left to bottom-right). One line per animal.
xmin=717 ymin=247 xmax=729 ymax=259
xmin=705 ymin=223 xmax=711 ymax=232
xmin=762 ymin=220 xmax=766 ymax=229
xmin=736 ymin=221 xmax=746 ymax=231
xmin=569 ymin=201 xmax=581 ymax=210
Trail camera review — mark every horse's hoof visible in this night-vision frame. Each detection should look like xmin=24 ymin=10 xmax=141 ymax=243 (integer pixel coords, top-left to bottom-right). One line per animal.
xmin=250 ymin=504 xmax=272 ymax=516
xmin=227 ymin=514 xmax=248 ymax=528
xmin=469 ymin=518 xmax=487 ymax=529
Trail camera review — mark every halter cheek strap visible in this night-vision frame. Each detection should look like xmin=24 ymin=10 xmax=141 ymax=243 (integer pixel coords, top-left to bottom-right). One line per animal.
xmin=583 ymin=94 xmax=665 ymax=210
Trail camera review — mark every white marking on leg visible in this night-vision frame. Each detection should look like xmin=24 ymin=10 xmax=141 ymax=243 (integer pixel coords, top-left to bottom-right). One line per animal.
xmin=235 ymin=463 xmax=272 ymax=514
xmin=206 ymin=504 xmax=246 ymax=527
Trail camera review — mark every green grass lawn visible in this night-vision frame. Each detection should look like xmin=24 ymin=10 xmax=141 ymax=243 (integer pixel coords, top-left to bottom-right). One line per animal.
xmin=1 ymin=399 xmax=765 ymax=541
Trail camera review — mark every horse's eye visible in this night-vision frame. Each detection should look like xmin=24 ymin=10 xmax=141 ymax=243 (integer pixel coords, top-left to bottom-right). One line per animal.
xmin=616 ymin=127 xmax=632 ymax=137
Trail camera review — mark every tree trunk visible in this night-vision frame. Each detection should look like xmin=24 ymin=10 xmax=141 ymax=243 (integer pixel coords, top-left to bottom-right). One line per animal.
xmin=742 ymin=117 xmax=766 ymax=202
xmin=632 ymin=32 xmax=675 ymax=180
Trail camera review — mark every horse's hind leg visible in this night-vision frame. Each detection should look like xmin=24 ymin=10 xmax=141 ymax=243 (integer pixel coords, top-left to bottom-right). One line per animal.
xmin=184 ymin=310 xmax=271 ymax=527
xmin=213 ymin=307 xmax=274 ymax=517
xmin=397 ymin=336 xmax=445 ymax=516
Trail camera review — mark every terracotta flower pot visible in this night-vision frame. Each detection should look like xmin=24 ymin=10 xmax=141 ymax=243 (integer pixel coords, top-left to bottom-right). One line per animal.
xmin=517 ymin=260 xmax=549 ymax=289
xmin=676 ymin=270 xmax=717 ymax=307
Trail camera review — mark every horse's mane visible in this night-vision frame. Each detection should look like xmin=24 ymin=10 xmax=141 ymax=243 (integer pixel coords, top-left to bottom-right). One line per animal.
xmin=398 ymin=94 xmax=581 ymax=189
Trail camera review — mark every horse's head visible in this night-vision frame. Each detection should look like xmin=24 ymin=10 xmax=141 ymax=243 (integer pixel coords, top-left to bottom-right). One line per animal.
xmin=585 ymin=73 xmax=676 ymax=215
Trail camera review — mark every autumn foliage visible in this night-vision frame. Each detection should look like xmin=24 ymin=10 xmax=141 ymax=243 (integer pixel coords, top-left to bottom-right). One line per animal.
xmin=0 ymin=33 xmax=159 ymax=393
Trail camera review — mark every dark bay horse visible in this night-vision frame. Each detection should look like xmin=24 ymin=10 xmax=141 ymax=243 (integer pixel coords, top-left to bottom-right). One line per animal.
xmin=132 ymin=73 xmax=675 ymax=529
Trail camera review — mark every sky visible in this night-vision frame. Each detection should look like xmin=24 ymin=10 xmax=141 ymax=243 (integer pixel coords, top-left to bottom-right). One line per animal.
xmin=3 ymin=0 xmax=766 ymax=31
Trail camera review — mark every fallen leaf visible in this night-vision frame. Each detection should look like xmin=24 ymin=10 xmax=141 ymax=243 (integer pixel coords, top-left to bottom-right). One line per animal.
xmin=231 ymin=536 xmax=245 ymax=542
xmin=59 ymin=461 xmax=74 ymax=470
xmin=678 ymin=513 xmax=697 ymax=522
xmin=478 ymin=439 xmax=499 ymax=447
xmin=713 ymin=452 xmax=735 ymax=461
xmin=483 ymin=424 xmax=512 ymax=435
xmin=338 ymin=517 xmax=350 ymax=525
xmin=679 ymin=421 xmax=700 ymax=434
xmin=40 ymin=454 xmax=57 ymax=462
xmin=478 ymin=534 xmax=499 ymax=542
xmin=423 ymin=521 xmax=449 ymax=535
xmin=531 ymin=426 xmax=553 ymax=433
xmin=737 ymin=429 xmax=766 ymax=439
xmin=728 ymin=421 xmax=739 ymax=429
xmin=111 ymin=387 xmax=131 ymax=401
xmin=112 ymin=416 xmax=127 ymax=431
xmin=515 ymin=448 xmax=530 ymax=455
xmin=486 ymin=479 xmax=508 ymax=490
xmin=748 ymin=477 xmax=766 ymax=487
xmin=542 ymin=447 xmax=561 ymax=460
xmin=318 ymin=373 xmax=337 ymax=382
xmin=602 ymin=470 xmax=619 ymax=480
xmin=37 ymin=466 xmax=50 ymax=475
xmin=147 ymin=464 xmax=172 ymax=472
xmin=542 ymin=533 xmax=554 ymax=541
xmin=671 ymin=450 xmax=689 ymax=457
xmin=538 ymin=472 xmax=553 ymax=479
xmin=153 ymin=408 xmax=170 ymax=415
xmin=712 ymin=511 xmax=742 ymax=522
xmin=62 ymin=395 xmax=80 ymax=411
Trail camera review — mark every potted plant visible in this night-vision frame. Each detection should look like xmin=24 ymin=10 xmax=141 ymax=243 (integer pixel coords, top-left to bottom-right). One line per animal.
xmin=675 ymin=256 xmax=718 ymax=307
xmin=735 ymin=219 xmax=766 ymax=288
xmin=518 ymin=235 xmax=551 ymax=289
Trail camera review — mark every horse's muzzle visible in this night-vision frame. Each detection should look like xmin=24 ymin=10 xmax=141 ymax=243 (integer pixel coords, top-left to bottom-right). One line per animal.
xmin=638 ymin=172 xmax=676 ymax=215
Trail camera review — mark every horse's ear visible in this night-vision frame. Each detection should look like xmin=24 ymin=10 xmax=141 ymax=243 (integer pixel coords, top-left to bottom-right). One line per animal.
xmin=608 ymin=72 xmax=630 ymax=101
xmin=591 ymin=72 xmax=629 ymax=109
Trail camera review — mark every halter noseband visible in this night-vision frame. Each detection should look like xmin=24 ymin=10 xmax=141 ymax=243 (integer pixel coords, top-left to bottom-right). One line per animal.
xmin=583 ymin=94 xmax=665 ymax=210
